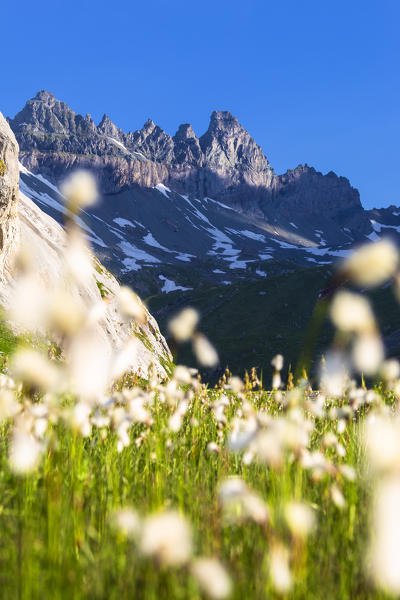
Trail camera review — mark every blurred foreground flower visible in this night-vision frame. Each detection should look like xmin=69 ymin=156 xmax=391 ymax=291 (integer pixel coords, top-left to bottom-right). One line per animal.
xmin=168 ymin=308 xmax=199 ymax=342
xmin=140 ymin=510 xmax=193 ymax=566
xmin=269 ymin=544 xmax=292 ymax=594
xmin=193 ymin=333 xmax=219 ymax=367
xmin=9 ymin=430 xmax=43 ymax=474
xmin=191 ymin=558 xmax=232 ymax=599
xmin=340 ymin=239 xmax=398 ymax=288
xmin=113 ymin=508 xmax=141 ymax=539
xmin=285 ymin=501 xmax=316 ymax=539
xmin=330 ymin=291 xmax=375 ymax=333
xmin=369 ymin=479 xmax=400 ymax=593
xmin=219 ymin=477 xmax=269 ymax=525
xmin=60 ymin=170 xmax=98 ymax=209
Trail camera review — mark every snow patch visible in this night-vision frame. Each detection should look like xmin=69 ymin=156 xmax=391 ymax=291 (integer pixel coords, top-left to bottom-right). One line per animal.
xmin=240 ymin=230 xmax=265 ymax=242
xmin=155 ymin=183 xmax=171 ymax=198
xmin=205 ymin=197 xmax=236 ymax=211
xmin=143 ymin=232 xmax=174 ymax=253
xmin=259 ymin=253 xmax=273 ymax=260
xmin=113 ymin=217 xmax=135 ymax=228
xmin=119 ymin=241 xmax=160 ymax=272
xmin=175 ymin=253 xmax=195 ymax=262
xmin=159 ymin=275 xmax=192 ymax=293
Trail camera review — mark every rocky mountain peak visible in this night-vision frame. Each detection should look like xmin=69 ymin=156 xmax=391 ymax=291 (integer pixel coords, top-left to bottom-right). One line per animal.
xmin=172 ymin=124 xmax=203 ymax=166
xmin=129 ymin=120 xmax=174 ymax=163
xmin=208 ymin=110 xmax=239 ymax=130
xmin=97 ymin=114 xmax=121 ymax=139
xmin=10 ymin=90 xmax=79 ymax=136
xmin=34 ymin=90 xmax=56 ymax=103
xmin=174 ymin=123 xmax=196 ymax=140
xmin=143 ymin=119 xmax=156 ymax=134
xmin=198 ymin=110 xmax=274 ymax=186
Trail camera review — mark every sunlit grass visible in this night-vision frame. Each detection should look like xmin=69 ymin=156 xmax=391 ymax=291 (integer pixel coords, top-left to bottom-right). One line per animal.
xmin=0 ymin=386 xmax=392 ymax=599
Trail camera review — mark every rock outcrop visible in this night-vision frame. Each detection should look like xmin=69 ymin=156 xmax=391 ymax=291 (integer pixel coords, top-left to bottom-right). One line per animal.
xmin=0 ymin=110 xmax=172 ymax=379
xmin=266 ymin=164 xmax=371 ymax=236
xmin=0 ymin=114 xmax=20 ymax=275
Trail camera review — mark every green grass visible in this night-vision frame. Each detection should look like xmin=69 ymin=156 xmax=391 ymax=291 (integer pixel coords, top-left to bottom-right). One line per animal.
xmin=0 ymin=319 xmax=18 ymax=355
xmin=0 ymin=386 xmax=393 ymax=600
xmin=96 ymin=280 xmax=111 ymax=298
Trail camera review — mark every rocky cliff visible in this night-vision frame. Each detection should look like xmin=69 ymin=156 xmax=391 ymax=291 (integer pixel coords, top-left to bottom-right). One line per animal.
xmin=0 ymin=115 xmax=20 ymax=276
xmin=0 ymin=110 xmax=172 ymax=379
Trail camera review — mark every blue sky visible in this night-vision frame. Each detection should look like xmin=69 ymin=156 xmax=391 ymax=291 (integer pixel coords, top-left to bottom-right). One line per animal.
xmin=1 ymin=0 xmax=398 ymax=208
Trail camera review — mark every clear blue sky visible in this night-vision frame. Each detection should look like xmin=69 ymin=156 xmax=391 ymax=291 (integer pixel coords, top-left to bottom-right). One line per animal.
xmin=1 ymin=0 xmax=399 ymax=208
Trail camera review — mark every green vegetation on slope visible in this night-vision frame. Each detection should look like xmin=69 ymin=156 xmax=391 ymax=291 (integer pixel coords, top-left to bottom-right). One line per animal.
xmin=0 ymin=317 xmax=20 ymax=357
xmin=148 ymin=265 xmax=400 ymax=384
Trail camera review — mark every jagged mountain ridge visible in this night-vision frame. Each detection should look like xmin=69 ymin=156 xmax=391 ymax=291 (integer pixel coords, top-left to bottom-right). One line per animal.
xmin=10 ymin=91 xmax=370 ymax=234
xmin=8 ymin=91 xmax=400 ymax=296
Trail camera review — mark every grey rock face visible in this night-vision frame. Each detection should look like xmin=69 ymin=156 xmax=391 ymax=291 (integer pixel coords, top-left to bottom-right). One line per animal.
xmin=9 ymin=91 xmax=373 ymax=236
xmin=173 ymin=124 xmax=203 ymax=166
xmin=0 ymin=113 xmax=20 ymax=273
xmin=127 ymin=119 xmax=175 ymax=163
xmin=97 ymin=114 xmax=124 ymax=140
xmin=266 ymin=164 xmax=371 ymax=236
xmin=199 ymin=110 xmax=274 ymax=181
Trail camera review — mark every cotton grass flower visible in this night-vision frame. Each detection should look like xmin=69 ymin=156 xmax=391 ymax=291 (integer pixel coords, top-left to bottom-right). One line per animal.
xmin=340 ymin=239 xmax=398 ymax=288
xmin=219 ymin=477 xmax=269 ymax=524
xmin=365 ymin=415 xmax=400 ymax=473
xmin=191 ymin=558 xmax=232 ymax=599
xmin=330 ymin=291 xmax=375 ymax=333
xmin=330 ymin=485 xmax=346 ymax=509
xmin=9 ymin=430 xmax=43 ymax=474
xmin=11 ymin=348 xmax=60 ymax=392
xmin=352 ymin=333 xmax=384 ymax=375
xmin=168 ymin=307 xmax=199 ymax=342
xmin=139 ymin=510 xmax=193 ymax=566
xmin=380 ymin=359 xmax=400 ymax=382
xmin=46 ymin=289 xmax=86 ymax=335
xmin=285 ymin=501 xmax=316 ymax=539
xmin=193 ymin=333 xmax=219 ymax=367
xmin=271 ymin=354 xmax=284 ymax=371
xmin=113 ymin=507 xmax=141 ymax=539
xmin=319 ymin=351 xmax=349 ymax=397
xmin=369 ymin=478 xmax=400 ymax=593
xmin=269 ymin=544 xmax=292 ymax=594
xmin=0 ymin=389 xmax=19 ymax=421
xmin=207 ymin=442 xmax=220 ymax=454
xmin=66 ymin=330 xmax=111 ymax=402
xmin=117 ymin=286 xmax=146 ymax=322
xmin=60 ymin=170 xmax=98 ymax=209
xmin=63 ymin=229 xmax=94 ymax=286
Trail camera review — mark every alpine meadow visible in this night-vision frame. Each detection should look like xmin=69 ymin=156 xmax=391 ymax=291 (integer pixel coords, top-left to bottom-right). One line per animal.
xmin=1 ymin=1 xmax=400 ymax=598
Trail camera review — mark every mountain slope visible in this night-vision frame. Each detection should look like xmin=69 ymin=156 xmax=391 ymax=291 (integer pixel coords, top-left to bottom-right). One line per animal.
xmin=0 ymin=111 xmax=172 ymax=378
xmin=148 ymin=266 xmax=400 ymax=383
